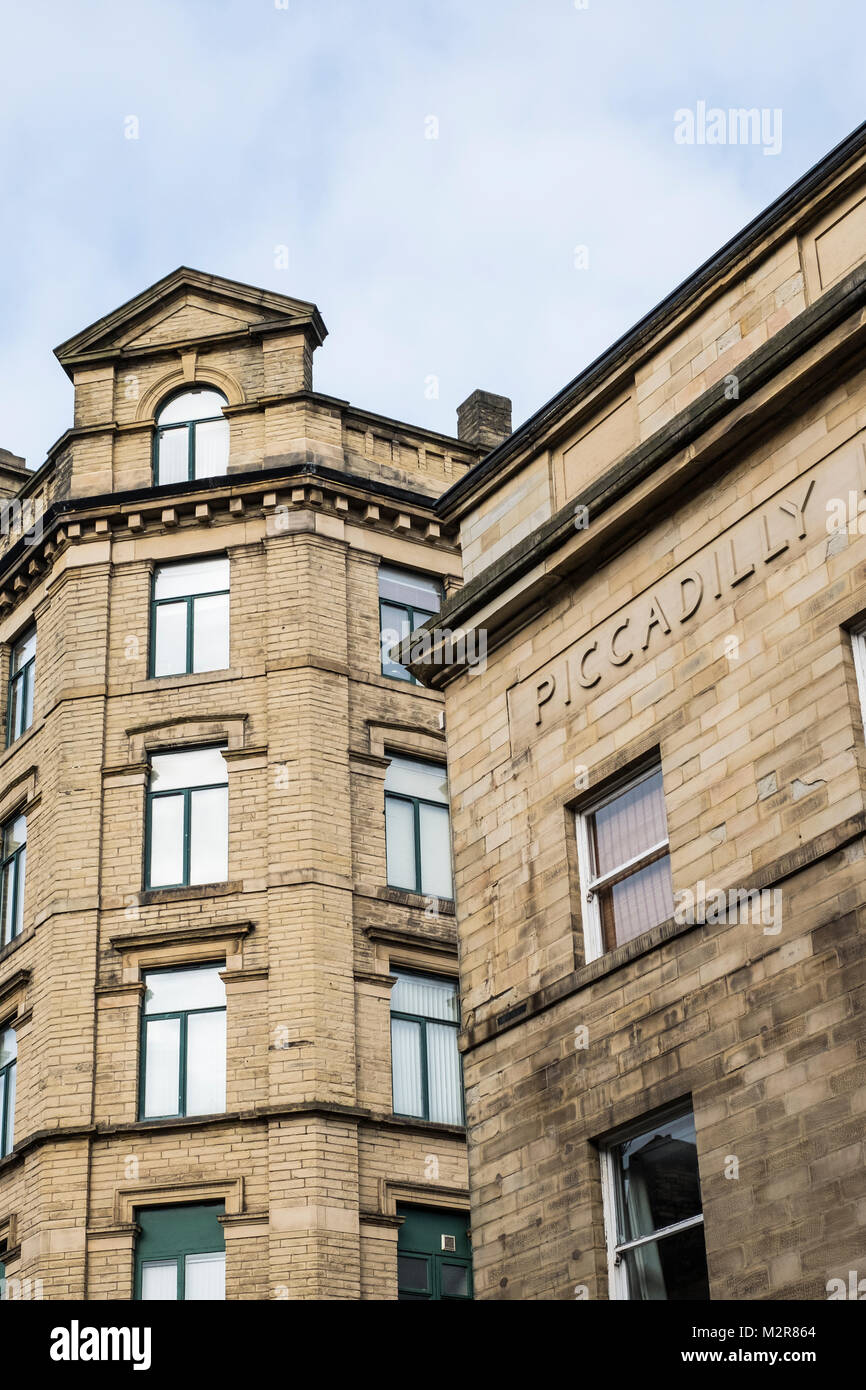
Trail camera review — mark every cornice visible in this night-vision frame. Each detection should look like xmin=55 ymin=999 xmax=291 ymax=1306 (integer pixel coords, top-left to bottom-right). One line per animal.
xmin=54 ymin=265 xmax=328 ymax=374
xmin=405 ymin=259 xmax=866 ymax=685
xmin=0 ymin=462 xmax=461 ymax=619
xmin=109 ymin=920 xmax=255 ymax=954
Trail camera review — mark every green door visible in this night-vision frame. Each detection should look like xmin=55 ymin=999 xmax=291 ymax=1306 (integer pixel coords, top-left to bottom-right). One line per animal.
xmin=397 ymin=1205 xmax=472 ymax=1300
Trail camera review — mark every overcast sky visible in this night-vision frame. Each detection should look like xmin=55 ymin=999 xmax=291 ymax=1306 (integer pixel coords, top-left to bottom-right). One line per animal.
xmin=1 ymin=0 xmax=864 ymax=468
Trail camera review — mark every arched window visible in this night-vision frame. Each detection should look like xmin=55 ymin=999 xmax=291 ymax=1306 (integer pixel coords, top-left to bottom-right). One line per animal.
xmin=154 ymin=389 xmax=229 ymax=485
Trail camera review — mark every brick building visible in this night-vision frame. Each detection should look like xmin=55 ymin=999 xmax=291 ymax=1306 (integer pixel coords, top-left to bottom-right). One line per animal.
xmin=406 ymin=125 xmax=866 ymax=1299
xmin=0 ymin=267 xmax=508 ymax=1300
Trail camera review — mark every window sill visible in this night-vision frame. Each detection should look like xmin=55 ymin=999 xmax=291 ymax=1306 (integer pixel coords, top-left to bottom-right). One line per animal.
xmin=136 ymin=1111 xmax=228 ymax=1128
xmin=0 ymin=928 xmax=30 ymax=970
xmin=367 ymin=671 xmax=444 ymax=699
xmin=387 ymin=1113 xmax=466 ymax=1136
xmin=140 ymin=881 xmax=242 ymax=906
xmin=140 ymin=668 xmax=234 ymax=691
xmin=0 ymin=717 xmax=42 ymax=771
xmin=378 ymin=886 xmax=455 ymax=915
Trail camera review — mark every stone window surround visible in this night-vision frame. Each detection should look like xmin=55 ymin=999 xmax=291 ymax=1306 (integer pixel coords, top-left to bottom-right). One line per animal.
xmin=572 ymin=752 xmax=670 ymax=965
xmin=597 ymin=1096 xmax=704 ymax=1302
xmin=107 ymin=920 xmax=255 ymax=987
xmin=381 ymin=1181 xmax=469 ymax=1218
xmin=0 ymin=1209 xmax=20 ymax=1273
xmin=87 ymin=1176 xmax=254 ymax=1299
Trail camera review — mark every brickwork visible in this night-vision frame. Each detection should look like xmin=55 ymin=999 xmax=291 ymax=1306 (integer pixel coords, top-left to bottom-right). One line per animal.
xmin=0 ymin=269 xmax=472 ymax=1300
xmin=416 ymin=133 xmax=866 ymax=1300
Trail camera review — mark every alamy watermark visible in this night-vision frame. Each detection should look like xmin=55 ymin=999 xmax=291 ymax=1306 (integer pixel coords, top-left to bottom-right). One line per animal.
xmin=0 ymin=499 xmax=42 ymax=546
xmin=674 ymin=881 xmax=782 ymax=934
xmin=381 ymin=625 xmax=487 ymax=676
xmin=674 ymin=103 xmax=782 ymax=157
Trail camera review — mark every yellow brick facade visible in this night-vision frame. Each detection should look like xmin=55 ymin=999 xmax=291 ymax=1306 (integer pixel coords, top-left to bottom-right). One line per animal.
xmin=0 ymin=269 xmax=479 ymax=1300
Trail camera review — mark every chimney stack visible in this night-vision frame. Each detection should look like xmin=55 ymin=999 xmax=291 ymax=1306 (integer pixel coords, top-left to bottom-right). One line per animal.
xmin=456 ymin=389 xmax=512 ymax=452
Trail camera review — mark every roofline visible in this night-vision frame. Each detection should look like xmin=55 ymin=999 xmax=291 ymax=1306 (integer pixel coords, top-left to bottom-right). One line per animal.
xmin=13 ymin=387 xmax=483 ymax=499
xmin=438 ymin=118 xmax=866 ymax=518
xmin=53 ymin=265 xmax=328 ymax=372
xmin=0 ymin=457 xmax=458 ymax=593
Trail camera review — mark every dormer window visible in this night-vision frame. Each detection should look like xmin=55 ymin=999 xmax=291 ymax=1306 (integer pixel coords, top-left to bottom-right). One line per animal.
xmin=154 ymin=389 xmax=229 ymax=485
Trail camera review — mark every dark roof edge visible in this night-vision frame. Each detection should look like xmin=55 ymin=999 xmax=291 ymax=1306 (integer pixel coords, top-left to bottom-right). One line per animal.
xmin=438 ymin=119 xmax=866 ymax=517
xmin=0 ymin=459 xmax=454 ymax=590
xmin=406 ymin=255 xmax=866 ymax=670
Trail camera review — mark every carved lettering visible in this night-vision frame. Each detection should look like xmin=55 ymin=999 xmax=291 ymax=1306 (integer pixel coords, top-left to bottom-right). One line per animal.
xmin=678 ymin=572 xmax=703 ymax=622
xmin=508 ymin=448 xmax=864 ymax=743
xmin=726 ymin=536 xmax=755 ymax=587
xmin=760 ymin=512 xmax=788 ymax=562
xmin=779 ymin=478 xmax=815 ymax=539
xmin=578 ymin=641 xmax=601 ymax=688
xmin=642 ymin=594 xmax=671 ymax=650
xmin=535 ymin=675 xmax=556 ymax=725
xmin=609 ymin=620 xmax=633 ymax=666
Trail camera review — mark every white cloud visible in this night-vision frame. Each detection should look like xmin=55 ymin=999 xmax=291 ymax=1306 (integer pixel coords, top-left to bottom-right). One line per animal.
xmin=0 ymin=0 xmax=862 ymax=465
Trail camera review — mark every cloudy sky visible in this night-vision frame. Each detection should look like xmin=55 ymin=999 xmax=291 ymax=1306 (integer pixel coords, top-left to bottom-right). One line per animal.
xmin=1 ymin=0 xmax=863 ymax=468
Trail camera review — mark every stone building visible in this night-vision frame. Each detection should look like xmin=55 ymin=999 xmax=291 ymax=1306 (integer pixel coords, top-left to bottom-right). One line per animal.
xmin=406 ymin=124 xmax=866 ymax=1299
xmin=0 ymin=267 xmax=507 ymax=1300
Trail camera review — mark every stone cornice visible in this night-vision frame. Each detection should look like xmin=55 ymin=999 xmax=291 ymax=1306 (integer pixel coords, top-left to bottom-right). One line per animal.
xmin=0 ymin=461 xmax=461 ymax=617
xmin=109 ymin=920 xmax=255 ymax=954
xmin=405 ymin=260 xmax=866 ymax=685
xmin=0 ymin=1104 xmax=467 ymax=1166
xmin=365 ymin=923 xmax=458 ymax=953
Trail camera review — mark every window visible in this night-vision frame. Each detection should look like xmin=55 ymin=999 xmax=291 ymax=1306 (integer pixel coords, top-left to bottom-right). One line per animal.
xmin=390 ymin=971 xmax=463 ymax=1125
xmin=154 ymin=389 xmax=229 ymax=485
xmin=6 ymin=629 xmax=35 ymax=745
xmin=600 ymin=1106 xmax=709 ymax=1301
xmin=379 ymin=566 xmax=442 ymax=682
xmin=385 ymin=756 xmax=452 ymax=899
xmin=146 ymin=746 xmax=228 ymax=890
xmin=151 ymin=557 xmax=230 ymax=678
xmin=0 ymin=813 xmax=25 ymax=946
xmin=575 ymin=762 xmax=674 ymax=961
xmin=140 ymin=964 xmax=226 ymax=1120
xmin=397 ymin=1205 xmax=472 ymax=1300
xmin=135 ymin=1203 xmax=226 ymax=1301
xmin=851 ymin=627 xmax=866 ymax=732
xmin=0 ymin=1029 xmax=16 ymax=1158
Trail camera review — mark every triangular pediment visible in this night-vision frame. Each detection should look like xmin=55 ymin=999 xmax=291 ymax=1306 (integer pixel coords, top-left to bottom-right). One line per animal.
xmin=116 ymin=296 xmax=265 ymax=350
xmin=54 ymin=267 xmax=327 ymax=375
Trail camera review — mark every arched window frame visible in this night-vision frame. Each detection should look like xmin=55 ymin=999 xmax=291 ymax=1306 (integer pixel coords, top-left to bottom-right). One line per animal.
xmin=153 ymin=388 xmax=229 ymax=486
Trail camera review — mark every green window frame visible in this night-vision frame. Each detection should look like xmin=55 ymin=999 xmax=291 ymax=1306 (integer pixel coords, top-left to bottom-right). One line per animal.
xmin=390 ymin=970 xmax=463 ymax=1125
xmin=397 ymin=1205 xmax=472 ymax=1300
xmin=0 ymin=1028 xmax=16 ymax=1158
xmin=149 ymin=556 xmax=230 ymax=678
xmin=378 ymin=566 xmax=443 ymax=683
xmin=384 ymin=756 xmax=453 ymax=900
xmin=0 ymin=812 xmax=26 ymax=947
xmin=153 ymin=389 xmax=229 ymax=486
xmin=6 ymin=628 xmax=35 ymax=746
xmin=145 ymin=745 xmax=228 ymax=890
xmin=139 ymin=963 xmax=226 ymax=1121
xmin=135 ymin=1202 xmax=226 ymax=1301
